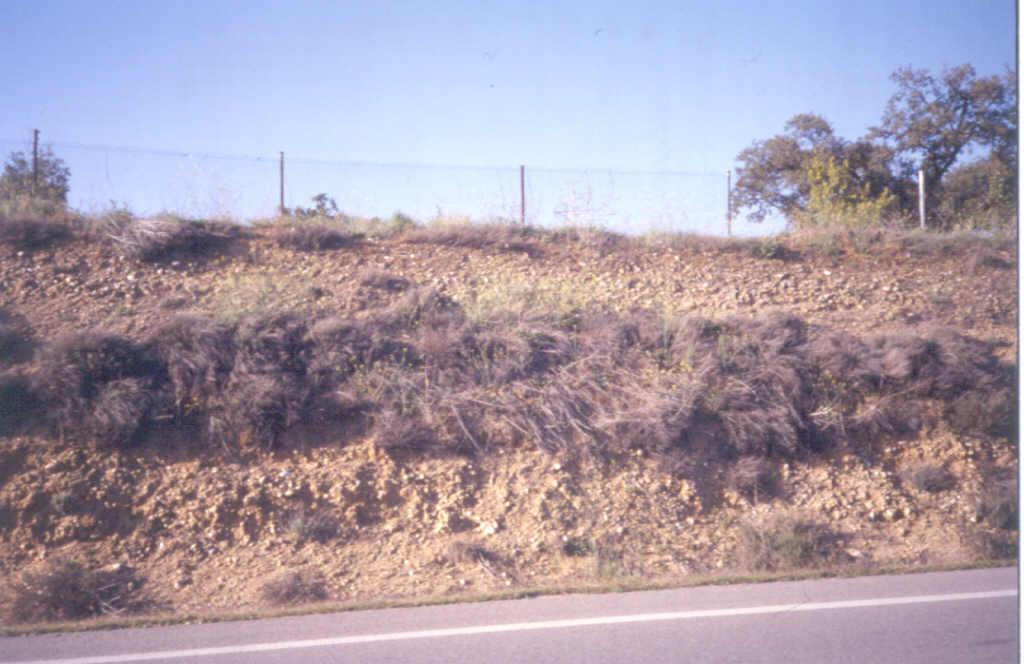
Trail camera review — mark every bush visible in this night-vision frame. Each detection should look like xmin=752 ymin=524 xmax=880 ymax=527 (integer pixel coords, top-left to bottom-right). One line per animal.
xmin=260 ymin=569 xmax=327 ymax=605
xmin=446 ymin=540 xmax=500 ymax=566
xmin=7 ymin=558 xmax=145 ymax=623
xmin=977 ymin=480 xmax=1017 ymax=531
xmin=404 ymin=221 xmax=539 ymax=255
xmin=901 ymin=463 xmax=956 ymax=493
xmin=0 ymin=216 xmax=72 ymax=250
xmin=0 ymin=371 xmax=42 ymax=435
xmin=736 ymin=513 xmax=834 ymax=571
xmin=272 ymin=223 xmax=360 ymax=251
xmin=0 ymin=310 xmax=33 ymax=364
xmin=358 ymin=268 xmax=410 ymax=292
xmin=107 ymin=216 xmax=240 ymax=262
xmin=727 ymin=456 xmax=778 ymax=502
xmin=33 ymin=332 xmax=162 ymax=445
xmin=285 ymin=509 xmax=340 ymax=543
xmin=148 ymin=315 xmax=235 ymax=419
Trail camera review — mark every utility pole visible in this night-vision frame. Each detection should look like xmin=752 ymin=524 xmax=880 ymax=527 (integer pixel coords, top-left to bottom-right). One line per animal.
xmin=726 ymin=169 xmax=732 ymax=237
xmin=918 ymin=168 xmax=926 ymax=230
xmin=279 ymin=151 xmax=285 ymax=215
xmin=519 ymin=165 xmax=525 ymax=225
xmin=32 ymin=129 xmax=39 ymax=197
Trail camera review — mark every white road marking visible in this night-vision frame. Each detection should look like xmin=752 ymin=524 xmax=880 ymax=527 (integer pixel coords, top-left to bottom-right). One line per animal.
xmin=7 ymin=589 xmax=1017 ymax=664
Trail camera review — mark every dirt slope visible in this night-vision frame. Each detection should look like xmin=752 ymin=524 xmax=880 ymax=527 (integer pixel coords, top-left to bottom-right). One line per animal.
xmin=0 ymin=227 xmax=1016 ymax=623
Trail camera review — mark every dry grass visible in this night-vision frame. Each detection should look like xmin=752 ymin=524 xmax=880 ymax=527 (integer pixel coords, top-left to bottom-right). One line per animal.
xmin=0 ymin=215 xmax=73 ymax=250
xmin=403 ymin=220 xmax=539 ymax=255
xmin=735 ymin=513 xmax=835 ymax=572
xmin=271 ymin=223 xmax=361 ymax=251
xmin=10 ymin=269 xmax=1014 ymax=469
xmin=106 ymin=216 xmax=241 ymax=263
xmin=260 ymin=569 xmax=328 ymax=606
xmin=6 ymin=559 xmax=147 ymax=624
xmin=901 ymin=463 xmax=956 ymax=493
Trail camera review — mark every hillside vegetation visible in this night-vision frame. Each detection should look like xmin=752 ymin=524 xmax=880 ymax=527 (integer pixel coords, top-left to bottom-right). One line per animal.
xmin=0 ymin=213 xmax=1016 ymax=628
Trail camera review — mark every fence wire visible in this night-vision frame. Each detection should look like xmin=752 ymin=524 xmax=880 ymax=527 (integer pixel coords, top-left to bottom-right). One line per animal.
xmin=0 ymin=137 xmax=778 ymax=236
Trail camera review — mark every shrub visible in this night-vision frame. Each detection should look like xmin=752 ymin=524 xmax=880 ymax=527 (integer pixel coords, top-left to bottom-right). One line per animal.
xmin=901 ymin=463 xmax=956 ymax=493
xmin=285 ymin=509 xmax=340 ymax=543
xmin=404 ymin=220 xmax=539 ymax=255
xmin=272 ymin=223 xmax=360 ymax=251
xmin=33 ymin=332 xmax=162 ymax=445
xmin=0 ymin=216 xmax=72 ymax=250
xmin=7 ymin=558 xmax=145 ymax=623
xmin=735 ymin=513 xmax=834 ymax=571
xmin=0 ymin=310 xmax=33 ymax=364
xmin=148 ymin=315 xmax=235 ymax=418
xmin=358 ymin=268 xmax=410 ymax=292
xmin=561 ymin=536 xmax=594 ymax=557
xmin=373 ymin=408 xmax=440 ymax=454
xmin=107 ymin=216 xmax=240 ymax=262
xmin=260 ymin=569 xmax=327 ymax=605
xmin=794 ymin=154 xmax=896 ymax=231
xmin=727 ymin=456 xmax=778 ymax=502
xmin=977 ymin=480 xmax=1017 ymax=531
xmin=446 ymin=540 xmax=500 ymax=566
xmin=0 ymin=371 xmax=42 ymax=436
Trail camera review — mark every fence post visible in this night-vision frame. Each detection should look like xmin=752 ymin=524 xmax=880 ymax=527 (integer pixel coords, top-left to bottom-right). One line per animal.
xmin=726 ymin=169 xmax=732 ymax=237
xmin=917 ymin=168 xmax=926 ymax=230
xmin=279 ymin=151 xmax=285 ymax=215
xmin=519 ymin=165 xmax=525 ymax=225
xmin=32 ymin=129 xmax=39 ymax=196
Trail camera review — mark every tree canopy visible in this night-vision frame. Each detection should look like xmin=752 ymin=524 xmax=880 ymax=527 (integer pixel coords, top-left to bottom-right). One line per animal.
xmin=0 ymin=147 xmax=71 ymax=205
xmin=733 ymin=63 xmax=1016 ymax=229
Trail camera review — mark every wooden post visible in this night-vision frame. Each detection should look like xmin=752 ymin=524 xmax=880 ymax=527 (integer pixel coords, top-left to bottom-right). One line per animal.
xmin=519 ymin=165 xmax=525 ymax=225
xmin=31 ymin=129 xmax=39 ymax=196
xmin=279 ymin=151 xmax=285 ymax=215
xmin=726 ymin=169 xmax=732 ymax=237
xmin=917 ymin=168 xmax=926 ymax=230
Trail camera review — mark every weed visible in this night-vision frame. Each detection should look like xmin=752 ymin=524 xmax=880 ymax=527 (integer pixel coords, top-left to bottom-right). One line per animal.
xmin=736 ymin=513 xmax=834 ymax=571
xmin=0 ymin=216 xmax=72 ymax=250
xmin=285 ymin=509 xmax=340 ymax=544
xmin=260 ymin=569 xmax=327 ymax=606
xmin=901 ymin=463 xmax=956 ymax=493
xmin=272 ymin=223 xmax=360 ymax=251
xmin=977 ymin=480 xmax=1017 ymax=531
xmin=7 ymin=559 xmax=146 ymax=623
xmin=108 ymin=216 xmax=240 ymax=263
xmin=727 ymin=456 xmax=779 ymax=502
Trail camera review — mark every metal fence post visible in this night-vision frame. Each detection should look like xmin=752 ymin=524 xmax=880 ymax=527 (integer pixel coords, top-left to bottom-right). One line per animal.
xmin=520 ymin=165 xmax=525 ymax=225
xmin=32 ymin=129 xmax=39 ymax=196
xmin=726 ymin=169 xmax=732 ymax=237
xmin=279 ymin=151 xmax=285 ymax=215
xmin=918 ymin=168 xmax=926 ymax=230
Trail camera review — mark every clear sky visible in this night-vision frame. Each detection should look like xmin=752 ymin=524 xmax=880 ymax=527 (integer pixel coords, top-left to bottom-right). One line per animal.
xmin=0 ymin=0 xmax=1016 ymax=234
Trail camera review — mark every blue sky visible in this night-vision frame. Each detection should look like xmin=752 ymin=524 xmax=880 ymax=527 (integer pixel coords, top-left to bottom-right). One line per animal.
xmin=0 ymin=0 xmax=1016 ymax=234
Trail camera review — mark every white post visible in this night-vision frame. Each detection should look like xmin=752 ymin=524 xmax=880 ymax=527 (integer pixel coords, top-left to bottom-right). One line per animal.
xmin=917 ymin=168 xmax=926 ymax=230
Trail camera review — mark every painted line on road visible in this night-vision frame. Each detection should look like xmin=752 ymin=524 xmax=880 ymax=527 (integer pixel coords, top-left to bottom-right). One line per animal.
xmin=7 ymin=588 xmax=1017 ymax=664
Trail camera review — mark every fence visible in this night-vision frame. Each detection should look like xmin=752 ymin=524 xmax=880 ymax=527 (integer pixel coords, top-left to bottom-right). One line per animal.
xmin=0 ymin=133 xmax=786 ymax=237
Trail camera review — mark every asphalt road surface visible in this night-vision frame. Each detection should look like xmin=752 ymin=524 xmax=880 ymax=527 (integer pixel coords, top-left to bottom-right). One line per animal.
xmin=2 ymin=567 xmax=1017 ymax=664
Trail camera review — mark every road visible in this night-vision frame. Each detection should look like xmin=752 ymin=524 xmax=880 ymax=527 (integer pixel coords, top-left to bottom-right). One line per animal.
xmin=1 ymin=567 xmax=1017 ymax=664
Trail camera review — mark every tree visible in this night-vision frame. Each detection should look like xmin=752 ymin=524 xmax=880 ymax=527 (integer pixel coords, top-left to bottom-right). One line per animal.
xmin=870 ymin=64 xmax=1017 ymax=193
xmin=731 ymin=114 xmax=842 ymax=222
xmin=732 ymin=115 xmax=898 ymax=222
xmin=732 ymin=63 xmax=1016 ymax=228
xmin=0 ymin=147 xmax=71 ymax=204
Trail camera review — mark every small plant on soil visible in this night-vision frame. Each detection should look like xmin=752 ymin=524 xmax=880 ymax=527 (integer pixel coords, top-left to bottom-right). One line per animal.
xmin=736 ymin=513 xmax=834 ymax=572
xmin=901 ymin=463 xmax=956 ymax=493
xmin=260 ymin=569 xmax=327 ymax=606
xmin=6 ymin=558 xmax=146 ymax=623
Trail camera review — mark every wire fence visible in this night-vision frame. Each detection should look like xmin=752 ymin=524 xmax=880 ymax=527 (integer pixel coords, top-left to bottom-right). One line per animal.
xmin=0 ymin=134 xmax=783 ymax=237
